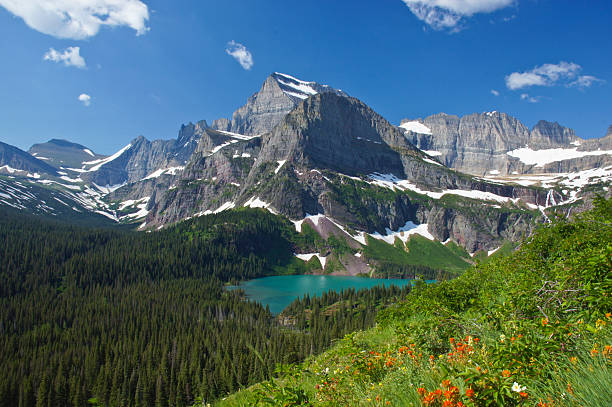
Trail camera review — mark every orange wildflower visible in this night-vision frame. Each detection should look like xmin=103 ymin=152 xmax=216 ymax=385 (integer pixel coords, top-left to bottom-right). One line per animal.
xmin=465 ymin=388 xmax=475 ymax=398
xmin=502 ymin=370 xmax=511 ymax=378
xmin=519 ymin=391 xmax=528 ymax=398
xmin=442 ymin=379 xmax=451 ymax=388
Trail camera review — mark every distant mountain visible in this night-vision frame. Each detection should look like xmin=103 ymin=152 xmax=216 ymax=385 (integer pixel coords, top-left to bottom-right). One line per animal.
xmin=78 ymin=121 xmax=204 ymax=187
xmin=1 ymin=72 xmax=609 ymax=262
xmin=0 ymin=141 xmax=58 ymax=176
xmin=147 ymin=92 xmax=554 ymax=253
xmin=401 ymin=113 xmax=612 ymax=176
xmin=29 ymin=139 xmax=106 ymax=170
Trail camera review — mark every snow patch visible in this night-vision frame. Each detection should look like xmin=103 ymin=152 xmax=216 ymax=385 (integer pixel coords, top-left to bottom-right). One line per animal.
xmin=422 ymin=150 xmax=442 ymax=157
xmin=369 ymin=173 xmax=512 ymax=204
xmin=83 ymin=144 xmax=131 ymax=171
xmin=216 ymin=130 xmax=259 ymax=140
xmin=400 ymin=121 xmax=432 ymax=135
xmin=214 ymin=201 xmax=236 ymax=214
xmin=274 ymin=72 xmax=320 ymax=99
xmin=83 ymin=148 xmax=95 ymax=157
xmin=143 ymin=166 xmax=184 ymax=180
xmin=422 ymin=158 xmax=442 ymax=166
xmin=275 ymin=160 xmax=287 ymax=174
xmin=370 ymin=221 xmax=434 ymax=244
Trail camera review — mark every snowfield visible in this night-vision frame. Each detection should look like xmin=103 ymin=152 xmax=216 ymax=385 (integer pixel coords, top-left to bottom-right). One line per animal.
xmin=507 ymin=146 xmax=612 ymax=167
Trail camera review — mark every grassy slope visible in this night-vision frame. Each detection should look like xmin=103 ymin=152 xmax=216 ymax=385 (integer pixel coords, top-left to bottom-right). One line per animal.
xmin=363 ymin=235 xmax=471 ymax=278
xmin=217 ymin=197 xmax=612 ymax=406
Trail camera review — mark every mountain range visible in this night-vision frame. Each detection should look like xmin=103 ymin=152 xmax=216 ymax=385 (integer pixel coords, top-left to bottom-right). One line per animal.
xmin=1 ymin=72 xmax=610 ymax=273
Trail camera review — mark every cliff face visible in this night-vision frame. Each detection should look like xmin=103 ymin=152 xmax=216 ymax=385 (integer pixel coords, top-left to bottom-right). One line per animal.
xmin=402 ymin=113 xmax=611 ymax=176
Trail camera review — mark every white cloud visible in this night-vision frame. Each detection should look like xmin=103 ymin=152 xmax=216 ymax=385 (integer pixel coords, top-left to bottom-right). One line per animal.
xmin=43 ymin=46 xmax=86 ymax=68
xmin=0 ymin=0 xmax=149 ymax=40
xmin=570 ymin=75 xmax=604 ymax=89
xmin=401 ymin=0 xmax=515 ymax=30
xmin=225 ymin=41 xmax=253 ymax=70
xmin=520 ymin=93 xmax=539 ymax=103
xmin=78 ymin=93 xmax=91 ymax=106
xmin=490 ymin=89 xmax=500 ymax=96
xmin=505 ymin=61 xmax=602 ymax=90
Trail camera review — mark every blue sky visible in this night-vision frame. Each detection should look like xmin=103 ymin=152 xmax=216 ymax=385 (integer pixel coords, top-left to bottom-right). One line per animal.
xmin=0 ymin=0 xmax=610 ymax=154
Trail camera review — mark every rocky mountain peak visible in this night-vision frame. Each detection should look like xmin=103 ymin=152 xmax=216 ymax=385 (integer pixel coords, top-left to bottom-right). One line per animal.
xmin=28 ymin=139 xmax=104 ymax=170
xmin=529 ymin=120 xmax=577 ymax=149
xmin=211 ymin=73 xmax=346 ymax=137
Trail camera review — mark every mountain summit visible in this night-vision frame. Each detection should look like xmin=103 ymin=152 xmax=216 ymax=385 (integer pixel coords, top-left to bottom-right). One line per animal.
xmin=211 ymin=73 xmax=346 ymax=137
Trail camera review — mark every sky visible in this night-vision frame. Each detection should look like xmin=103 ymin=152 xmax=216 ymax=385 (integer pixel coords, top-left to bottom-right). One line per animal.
xmin=0 ymin=0 xmax=610 ymax=155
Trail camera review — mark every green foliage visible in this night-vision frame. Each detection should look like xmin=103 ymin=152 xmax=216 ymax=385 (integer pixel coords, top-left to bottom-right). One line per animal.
xmin=230 ymin=197 xmax=612 ymax=407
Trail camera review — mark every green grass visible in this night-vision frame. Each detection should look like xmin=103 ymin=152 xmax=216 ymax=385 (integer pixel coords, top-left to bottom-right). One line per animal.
xmin=362 ymin=235 xmax=470 ymax=277
xmin=404 ymin=235 xmax=471 ymax=274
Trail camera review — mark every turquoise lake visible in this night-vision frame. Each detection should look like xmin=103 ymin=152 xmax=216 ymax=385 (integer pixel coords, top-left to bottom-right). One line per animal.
xmin=228 ymin=275 xmax=415 ymax=314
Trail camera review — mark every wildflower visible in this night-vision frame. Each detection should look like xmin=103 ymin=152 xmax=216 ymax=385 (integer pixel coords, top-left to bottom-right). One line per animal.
xmin=606 ymin=312 xmax=611 ymax=319
xmin=500 ymin=334 xmax=506 ymax=342
xmin=442 ymin=379 xmax=451 ymax=388
xmin=542 ymin=318 xmax=549 ymax=327
xmin=465 ymin=388 xmax=475 ymax=398
xmin=511 ymin=382 xmax=526 ymax=393
xmin=417 ymin=387 xmax=426 ymax=396
xmin=442 ymin=400 xmax=453 ymax=407
xmin=502 ymin=370 xmax=511 ymax=378
xmin=519 ymin=391 xmax=528 ymax=398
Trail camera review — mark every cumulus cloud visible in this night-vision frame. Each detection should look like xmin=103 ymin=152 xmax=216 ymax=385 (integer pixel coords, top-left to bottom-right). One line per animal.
xmin=0 ymin=0 xmax=149 ymax=40
xmin=78 ymin=93 xmax=91 ymax=106
xmin=490 ymin=89 xmax=500 ymax=96
xmin=401 ymin=0 xmax=515 ymax=30
xmin=43 ymin=46 xmax=86 ymax=68
xmin=505 ymin=61 xmax=602 ymax=90
xmin=225 ymin=41 xmax=253 ymax=70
